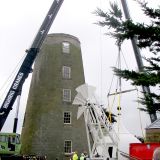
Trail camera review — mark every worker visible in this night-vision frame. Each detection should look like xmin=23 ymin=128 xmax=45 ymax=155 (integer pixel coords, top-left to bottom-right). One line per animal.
xmin=80 ymin=153 xmax=85 ymax=160
xmin=83 ymin=151 xmax=88 ymax=160
xmin=72 ymin=151 xmax=78 ymax=160
xmin=153 ymin=147 xmax=160 ymax=160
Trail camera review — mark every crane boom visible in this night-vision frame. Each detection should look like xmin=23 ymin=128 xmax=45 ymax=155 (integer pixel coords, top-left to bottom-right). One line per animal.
xmin=120 ymin=0 xmax=157 ymax=123
xmin=0 ymin=0 xmax=64 ymax=131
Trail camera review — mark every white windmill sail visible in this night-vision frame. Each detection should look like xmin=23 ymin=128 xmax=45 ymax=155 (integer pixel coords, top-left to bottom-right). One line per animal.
xmin=73 ymin=83 xmax=118 ymax=160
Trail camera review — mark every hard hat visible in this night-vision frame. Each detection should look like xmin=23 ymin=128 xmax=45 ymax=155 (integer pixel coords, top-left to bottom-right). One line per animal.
xmin=81 ymin=153 xmax=84 ymax=156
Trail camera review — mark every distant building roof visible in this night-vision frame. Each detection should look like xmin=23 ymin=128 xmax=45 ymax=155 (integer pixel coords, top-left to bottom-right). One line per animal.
xmin=146 ymin=118 xmax=160 ymax=129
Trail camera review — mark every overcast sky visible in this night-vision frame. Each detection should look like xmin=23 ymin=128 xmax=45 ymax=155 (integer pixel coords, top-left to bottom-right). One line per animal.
xmin=0 ymin=0 xmax=159 ymax=136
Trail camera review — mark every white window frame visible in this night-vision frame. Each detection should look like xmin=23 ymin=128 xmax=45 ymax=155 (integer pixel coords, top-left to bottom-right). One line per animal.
xmin=64 ymin=140 xmax=72 ymax=154
xmin=63 ymin=89 xmax=71 ymax=102
xmin=63 ymin=111 xmax=71 ymax=124
xmin=62 ymin=42 xmax=70 ymax=53
xmin=62 ymin=66 xmax=71 ymax=79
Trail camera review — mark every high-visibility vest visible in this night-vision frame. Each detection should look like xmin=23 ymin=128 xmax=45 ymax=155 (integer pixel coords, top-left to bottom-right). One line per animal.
xmin=73 ymin=153 xmax=78 ymax=160
xmin=80 ymin=156 xmax=84 ymax=160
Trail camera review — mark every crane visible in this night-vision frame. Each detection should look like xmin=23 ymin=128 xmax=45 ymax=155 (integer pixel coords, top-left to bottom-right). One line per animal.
xmin=0 ymin=0 xmax=64 ymax=132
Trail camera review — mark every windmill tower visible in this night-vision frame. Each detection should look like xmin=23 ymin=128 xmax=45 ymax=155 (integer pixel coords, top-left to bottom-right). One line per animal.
xmin=21 ymin=33 xmax=88 ymax=160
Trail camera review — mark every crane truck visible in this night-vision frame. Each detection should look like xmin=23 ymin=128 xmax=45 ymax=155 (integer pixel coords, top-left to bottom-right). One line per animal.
xmin=0 ymin=0 xmax=64 ymax=159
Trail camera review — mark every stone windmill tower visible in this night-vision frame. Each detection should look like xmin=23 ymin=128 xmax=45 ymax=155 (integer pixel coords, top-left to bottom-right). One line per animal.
xmin=21 ymin=33 xmax=88 ymax=160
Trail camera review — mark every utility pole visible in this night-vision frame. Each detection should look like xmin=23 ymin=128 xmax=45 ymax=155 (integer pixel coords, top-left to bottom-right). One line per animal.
xmin=120 ymin=0 xmax=157 ymax=123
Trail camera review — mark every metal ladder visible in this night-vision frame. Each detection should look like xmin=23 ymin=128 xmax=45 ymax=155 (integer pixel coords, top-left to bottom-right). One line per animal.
xmin=84 ymin=102 xmax=118 ymax=160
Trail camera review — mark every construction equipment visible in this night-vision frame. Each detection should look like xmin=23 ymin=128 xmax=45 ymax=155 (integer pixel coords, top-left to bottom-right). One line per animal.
xmin=73 ymin=83 xmax=118 ymax=160
xmin=0 ymin=0 xmax=64 ymax=158
xmin=0 ymin=0 xmax=64 ymax=132
xmin=0 ymin=133 xmax=21 ymax=155
xmin=0 ymin=133 xmax=44 ymax=159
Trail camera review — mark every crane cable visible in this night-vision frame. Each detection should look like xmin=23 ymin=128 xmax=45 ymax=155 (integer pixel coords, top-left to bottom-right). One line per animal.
xmin=107 ymin=45 xmax=122 ymax=124
xmin=0 ymin=52 xmax=27 ymax=100
xmin=117 ymin=45 xmax=122 ymax=135
xmin=98 ymin=0 xmax=144 ymax=139
xmin=136 ymin=88 xmax=145 ymax=139
xmin=107 ymin=44 xmax=145 ymax=138
xmin=116 ymin=0 xmax=145 ymax=139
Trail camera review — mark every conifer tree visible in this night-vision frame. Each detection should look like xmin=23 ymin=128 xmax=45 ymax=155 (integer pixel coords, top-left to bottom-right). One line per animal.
xmin=94 ymin=1 xmax=160 ymax=115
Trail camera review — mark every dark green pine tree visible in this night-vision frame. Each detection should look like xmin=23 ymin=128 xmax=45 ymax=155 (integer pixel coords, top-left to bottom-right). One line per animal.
xmin=94 ymin=1 xmax=160 ymax=115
